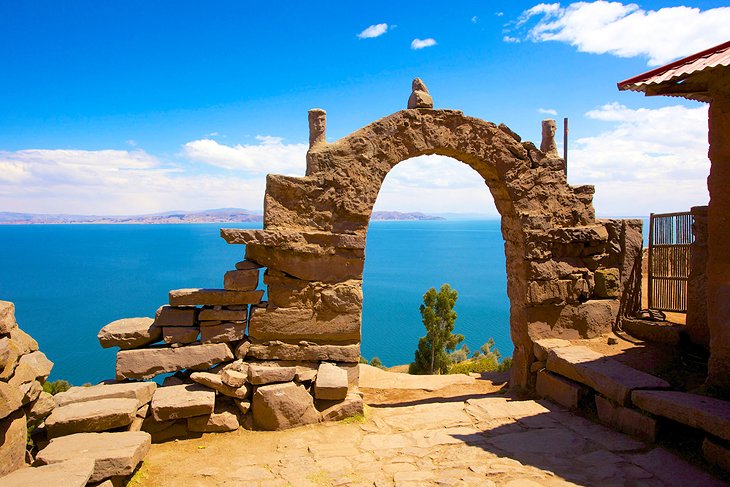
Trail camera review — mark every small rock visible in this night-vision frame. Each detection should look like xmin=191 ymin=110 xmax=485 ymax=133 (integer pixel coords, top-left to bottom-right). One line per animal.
xmin=187 ymin=402 xmax=240 ymax=433
xmin=190 ymin=371 xmax=250 ymax=399
xmin=247 ymin=364 xmax=297 ymax=385
xmin=314 ymin=363 xmax=348 ymax=400
xmin=319 ymin=393 xmax=364 ymax=422
xmin=0 ymin=300 xmax=16 ymax=334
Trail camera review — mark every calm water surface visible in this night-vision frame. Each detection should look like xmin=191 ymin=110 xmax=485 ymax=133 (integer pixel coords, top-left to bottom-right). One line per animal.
xmin=0 ymin=221 xmax=512 ymax=384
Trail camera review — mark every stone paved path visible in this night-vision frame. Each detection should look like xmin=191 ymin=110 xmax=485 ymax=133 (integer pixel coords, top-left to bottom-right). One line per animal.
xmin=136 ymin=389 xmax=727 ymax=486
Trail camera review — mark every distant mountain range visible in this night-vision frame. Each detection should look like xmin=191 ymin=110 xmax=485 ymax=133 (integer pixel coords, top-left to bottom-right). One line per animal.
xmin=0 ymin=209 xmax=446 ymax=224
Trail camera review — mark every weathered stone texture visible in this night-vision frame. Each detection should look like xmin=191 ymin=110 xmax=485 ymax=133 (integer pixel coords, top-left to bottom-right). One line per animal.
xmin=528 ymin=300 xmax=620 ymax=339
xmin=0 ymin=458 xmax=95 ymax=487
xmin=36 ymin=431 xmax=151 ymax=483
xmin=97 ymin=317 xmax=160 ymax=349
xmin=252 ymin=382 xmax=320 ymax=431
xmin=687 ymin=205 xmax=709 ymax=347
xmin=162 ymin=326 xmax=199 ymax=344
xmin=45 ymin=398 xmax=138 ymax=438
xmin=54 ymin=382 xmax=156 ymax=409
xmin=169 ymin=288 xmax=264 ymax=306
xmin=198 ymin=307 xmax=248 ymax=322
xmin=535 ymin=369 xmax=583 ymax=410
xmin=247 ymin=364 xmax=297 ymax=385
xmin=116 ymin=343 xmax=233 ymax=380
xmin=547 ymin=345 xmax=669 ymax=405
xmin=151 ymin=384 xmax=215 ymax=421
xmin=224 ymin=269 xmax=260 ymax=291
xmin=595 ymin=395 xmax=657 ymax=442
xmin=200 ymin=321 xmax=246 ymax=343
xmin=314 ymin=362 xmax=348 ymax=400
xmin=154 ymin=306 xmax=197 ymax=327
xmin=187 ymin=402 xmax=240 ymax=433
xmin=247 ymin=340 xmax=360 ymax=362
xmin=248 ymin=306 xmax=360 ymax=343
xmin=0 ymin=300 xmax=16 ymax=334
xmin=0 ymin=409 xmax=27 ymax=477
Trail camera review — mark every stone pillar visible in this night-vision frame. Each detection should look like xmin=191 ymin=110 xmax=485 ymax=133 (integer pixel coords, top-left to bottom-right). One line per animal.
xmin=687 ymin=205 xmax=709 ymax=348
xmin=540 ymin=119 xmax=559 ymax=158
xmin=706 ymin=91 xmax=730 ymax=393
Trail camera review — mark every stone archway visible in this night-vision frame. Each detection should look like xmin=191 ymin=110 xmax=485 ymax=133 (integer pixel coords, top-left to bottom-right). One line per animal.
xmin=222 ymin=80 xmax=642 ymax=390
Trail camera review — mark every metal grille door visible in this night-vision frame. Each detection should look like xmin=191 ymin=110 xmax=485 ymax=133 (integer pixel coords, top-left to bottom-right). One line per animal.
xmin=648 ymin=211 xmax=692 ymax=312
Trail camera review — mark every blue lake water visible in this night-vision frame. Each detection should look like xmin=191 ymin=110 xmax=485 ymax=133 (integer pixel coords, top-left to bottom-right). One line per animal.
xmin=0 ymin=220 xmax=514 ymax=385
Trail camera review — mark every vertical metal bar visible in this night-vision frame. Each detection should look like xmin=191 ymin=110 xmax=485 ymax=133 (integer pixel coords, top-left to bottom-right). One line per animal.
xmin=648 ymin=213 xmax=655 ymax=310
xmin=563 ymin=117 xmax=568 ymax=177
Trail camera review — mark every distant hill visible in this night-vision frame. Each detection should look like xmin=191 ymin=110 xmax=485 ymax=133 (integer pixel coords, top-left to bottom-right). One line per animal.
xmin=0 ymin=209 xmax=444 ymax=224
xmin=371 ymin=211 xmax=445 ymax=221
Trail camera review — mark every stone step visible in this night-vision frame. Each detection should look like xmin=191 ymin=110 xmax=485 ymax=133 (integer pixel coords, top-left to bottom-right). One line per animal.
xmin=116 ymin=342 xmax=234 ymax=380
xmin=0 ymin=458 xmax=95 ymax=487
xmin=54 ymin=382 xmax=156 ymax=409
xmin=546 ymin=345 xmax=670 ymax=405
xmin=314 ymin=362 xmax=348 ymax=400
xmin=169 ymin=288 xmax=264 ymax=306
xmin=632 ymin=390 xmax=730 ymax=442
xmin=36 ymin=431 xmax=151 ymax=483
xmin=45 ymin=397 xmax=138 ymax=438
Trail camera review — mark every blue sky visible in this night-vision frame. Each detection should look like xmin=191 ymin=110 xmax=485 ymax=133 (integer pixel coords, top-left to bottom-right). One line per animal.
xmin=0 ymin=1 xmax=727 ymax=216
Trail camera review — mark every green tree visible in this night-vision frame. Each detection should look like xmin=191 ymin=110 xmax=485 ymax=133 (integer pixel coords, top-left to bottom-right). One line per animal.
xmin=409 ymin=284 xmax=464 ymax=374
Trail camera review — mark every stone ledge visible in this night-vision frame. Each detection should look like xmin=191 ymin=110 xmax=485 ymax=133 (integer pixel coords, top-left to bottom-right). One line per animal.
xmin=221 ymin=228 xmax=365 ymax=250
xmin=169 ymin=289 xmax=264 ymax=306
xmin=632 ymin=390 xmax=730 ymax=443
xmin=546 ymin=345 xmax=670 ymax=405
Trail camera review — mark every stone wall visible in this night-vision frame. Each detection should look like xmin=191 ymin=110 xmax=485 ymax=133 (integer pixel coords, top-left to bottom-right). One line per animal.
xmin=0 ymin=300 xmax=55 ymax=477
xmin=223 ymin=80 xmax=642 ymax=391
xmin=687 ymin=205 xmax=709 ymax=347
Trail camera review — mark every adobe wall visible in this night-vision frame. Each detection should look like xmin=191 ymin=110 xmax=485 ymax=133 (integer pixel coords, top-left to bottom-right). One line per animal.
xmin=224 ymin=80 xmax=643 ymax=390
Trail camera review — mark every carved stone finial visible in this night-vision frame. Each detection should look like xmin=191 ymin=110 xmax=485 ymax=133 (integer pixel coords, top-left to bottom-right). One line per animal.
xmin=408 ymin=78 xmax=433 ymax=109
xmin=308 ymin=109 xmax=327 ymax=148
xmin=540 ymin=119 xmax=559 ymax=158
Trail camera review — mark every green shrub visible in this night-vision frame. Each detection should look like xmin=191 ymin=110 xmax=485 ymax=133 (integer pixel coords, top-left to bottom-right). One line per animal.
xmin=369 ymin=357 xmax=383 ymax=368
xmin=42 ymin=379 xmax=72 ymax=395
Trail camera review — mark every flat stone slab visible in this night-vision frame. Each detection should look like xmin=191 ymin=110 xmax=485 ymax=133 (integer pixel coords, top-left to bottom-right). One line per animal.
xmin=248 ymin=340 xmax=360 ymax=362
xmin=97 ymin=317 xmax=161 ymax=349
xmin=151 ymin=384 xmax=215 ymax=421
xmin=36 ymin=431 xmax=151 ymax=483
xmin=45 ymin=397 xmax=138 ymax=438
xmin=54 ymin=382 xmax=157 ymax=409
xmin=632 ymin=390 xmax=730 ymax=442
xmin=247 ymin=364 xmax=297 ymax=385
xmin=314 ymin=362 xmax=348 ymax=400
xmin=198 ymin=308 xmax=248 ymax=321
xmin=0 ymin=458 xmax=95 ymax=487
xmin=546 ymin=345 xmax=669 ymax=405
xmin=200 ymin=321 xmax=246 ymax=343
xmin=154 ymin=306 xmax=197 ymax=327
xmin=169 ymin=288 xmax=264 ymax=306
xmin=190 ymin=371 xmax=250 ymax=399
xmin=116 ymin=342 xmax=234 ymax=380
xmin=252 ymin=382 xmax=320 ymax=431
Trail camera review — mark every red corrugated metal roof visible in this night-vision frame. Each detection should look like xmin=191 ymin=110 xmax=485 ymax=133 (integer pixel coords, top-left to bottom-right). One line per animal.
xmin=618 ymin=40 xmax=730 ymax=102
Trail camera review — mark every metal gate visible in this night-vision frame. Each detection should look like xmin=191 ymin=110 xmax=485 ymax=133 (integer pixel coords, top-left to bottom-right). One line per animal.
xmin=648 ymin=211 xmax=692 ymax=312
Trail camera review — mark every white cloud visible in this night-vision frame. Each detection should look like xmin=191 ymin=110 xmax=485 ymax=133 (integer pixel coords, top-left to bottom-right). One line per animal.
xmin=357 ymin=23 xmax=389 ymax=39
xmin=411 ymin=38 xmax=437 ymax=50
xmin=513 ymin=2 xmax=730 ymax=66
xmin=538 ymin=108 xmax=558 ymax=115
xmin=374 ymin=155 xmax=498 ymax=215
xmin=495 ymin=12 xmax=504 ymax=17
xmin=471 ymin=16 xmax=478 ymax=23
xmin=570 ymin=102 xmax=709 ymax=215
xmin=0 ymin=136 xmax=310 ymax=215
xmin=503 ymin=36 xmax=520 ymax=43
xmin=182 ymin=136 xmax=307 ymax=175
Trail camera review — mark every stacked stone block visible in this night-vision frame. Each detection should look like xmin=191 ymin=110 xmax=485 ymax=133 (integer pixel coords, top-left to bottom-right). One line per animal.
xmin=0 ymin=300 xmax=151 ymax=486
xmin=97 ymin=259 xmax=362 ymax=437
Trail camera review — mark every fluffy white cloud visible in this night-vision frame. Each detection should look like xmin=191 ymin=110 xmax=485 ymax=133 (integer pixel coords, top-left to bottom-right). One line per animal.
xmin=503 ymin=36 xmax=520 ymax=43
xmin=569 ymin=102 xmax=709 ymax=215
xmin=374 ymin=155 xmax=498 ymax=215
xmin=411 ymin=38 xmax=437 ymax=50
xmin=182 ymin=136 xmax=307 ymax=175
xmin=0 ymin=144 xmax=276 ymax=215
xmin=538 ymin=108 xmax=558 ymax=115
xmin=514 ymin=2 xmax=730 ymax=65
xmin=357 ymin=23 xmax=389 ymax=39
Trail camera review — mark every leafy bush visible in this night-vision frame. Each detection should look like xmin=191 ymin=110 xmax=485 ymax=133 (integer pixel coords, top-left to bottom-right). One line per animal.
xmin=42 ymin=379 xmax=71 ymax=395
xmin=369 ymin=357 xmax=383 ymax=368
